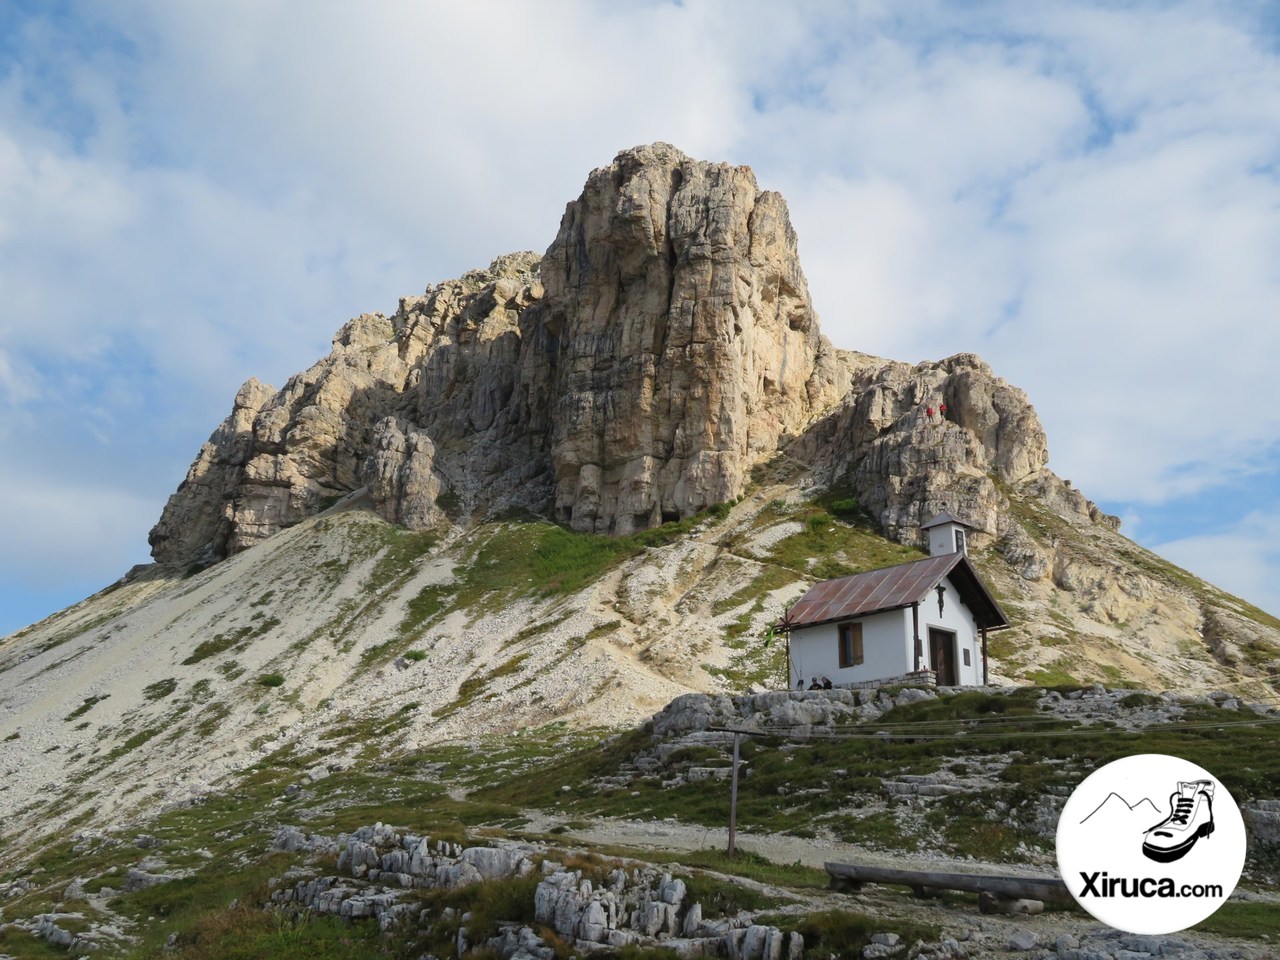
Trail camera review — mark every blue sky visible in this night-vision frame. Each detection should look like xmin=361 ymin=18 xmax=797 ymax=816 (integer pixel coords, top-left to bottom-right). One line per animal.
xmin=3 ymin=0 xmax=1280 ymax=635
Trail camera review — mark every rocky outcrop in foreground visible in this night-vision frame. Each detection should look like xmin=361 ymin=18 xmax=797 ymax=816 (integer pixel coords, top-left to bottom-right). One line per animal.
xmin=270 ymin=822 xmax=800 ymax=959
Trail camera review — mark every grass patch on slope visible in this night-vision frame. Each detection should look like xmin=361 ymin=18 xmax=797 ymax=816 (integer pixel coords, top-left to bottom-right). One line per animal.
xmin=63 ymin=694 xmax=109 ymax=721
xmin=390 ymin=505 xmax=737 ymax=645
xmin=182 ymin=617 xmax=280 ymax=666
xmin=367 ymin=528 xmax=441 ymax=591
xmin=1195 ymin=900 xmax=1280 ymax=938
xmin=762 ymin=492 xmax=923 ymax=581
xmin=458 ymin=505 xmax=733 ymax=606
xmin=165 ymin=903 xmax=384 ymax=960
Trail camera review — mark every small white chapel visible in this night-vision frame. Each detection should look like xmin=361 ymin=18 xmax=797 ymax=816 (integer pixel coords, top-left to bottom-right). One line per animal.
xmin=785 ymin=513 xmax=1009 ymax=688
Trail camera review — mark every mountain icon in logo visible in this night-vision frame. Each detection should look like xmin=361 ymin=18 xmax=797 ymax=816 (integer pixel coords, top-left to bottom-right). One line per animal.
xmin=1080 ymin=792 xmax=1162 ymax=826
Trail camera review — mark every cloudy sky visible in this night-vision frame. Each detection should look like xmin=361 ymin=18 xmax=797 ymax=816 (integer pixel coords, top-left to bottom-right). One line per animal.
xmin=3 ymin=0 xmax=1280 ymax=636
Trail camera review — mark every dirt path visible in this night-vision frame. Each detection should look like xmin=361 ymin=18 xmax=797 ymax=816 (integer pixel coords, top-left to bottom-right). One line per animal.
xmin=519 ymin=811 xmax=1057 ymax=878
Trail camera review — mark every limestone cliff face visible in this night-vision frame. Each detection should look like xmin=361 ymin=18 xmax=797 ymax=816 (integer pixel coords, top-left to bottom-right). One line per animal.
xmin=149 ymin=378 xmax=274 ymax=565
xmin=150 ymin=145 xmax=846 ymax=562
xmin=793 ymin=352 xmax=1057 ymax=544
xmin=149 ymin=145 xmax=1121 ymax=579
xmin=540 ymin=143 xmax=845 ymax=533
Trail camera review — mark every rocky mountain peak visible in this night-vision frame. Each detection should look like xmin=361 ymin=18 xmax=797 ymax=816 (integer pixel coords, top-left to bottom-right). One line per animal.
xmin=146 ymin=142 xmax=1197 ymax=687
xmin=150 ymin=144 xmax=849 ymax=563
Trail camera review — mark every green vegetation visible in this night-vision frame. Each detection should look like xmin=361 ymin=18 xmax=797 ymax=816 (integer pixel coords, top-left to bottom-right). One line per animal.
xmin=401 ymin=584 xmax=451 ymax=635
xmin=1196 ymin=900 xmax=1280 ymax=938
xmin=403 ymin=649 xmax=428 ymax=662
xmin=758 ymin=910 xmax=941 ymax=960
xmin=1025 ymin=663 xmax=1081 ymax=688
xmin=436 ymin=654 xmax=531 ymax=719
xmin=410 ymin=873 xmax=541 ymax=957
xmin=166 ymin=904 xmax=384 ymax=960
xmin=464 ymin=509 xmax=731 ymax=602
xmin=399 ymin=506 xmax=737 ymax=631
xmin=6 ymin=685 xmax=1280 ymax=960
xmin=63 ymin=694 xmax=109 ymax=721
xmin=256 ymin=673 xmax=286 ymax=688
xmin=681 ymin=871 xmax=773 ymax=913
xmin=143 ymin=678 xmax=179 ymax=701
xmin=762 ymin=487 xmax=923 ymax=581
xmin=705 ymin=562 xmax=799 ymax=688
xmin=477 ymin=688 xmax=1280 ymax=868
xmin=183 ymin=617 xmax=280 ymax=666
xmin=193 ymin=702 xmax=231 ymax=739
xmin=583 ymin=619 xmax=621 ymax=641
xmin=103 ymin=725 xmax=165 ymax=765
xmin=367 ymin=528 xmax=441 ymax=592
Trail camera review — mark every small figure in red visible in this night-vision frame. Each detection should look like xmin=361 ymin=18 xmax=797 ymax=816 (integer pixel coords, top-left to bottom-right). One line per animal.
xmin=926 ymin=406 xmax=934 ymax=419
xmin=940 ymin=402 xmax=948 ymax=418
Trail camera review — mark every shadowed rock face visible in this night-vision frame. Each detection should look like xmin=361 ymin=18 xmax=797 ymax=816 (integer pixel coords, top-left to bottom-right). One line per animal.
xmin=149 ymin=144 xmax=847 ymax=562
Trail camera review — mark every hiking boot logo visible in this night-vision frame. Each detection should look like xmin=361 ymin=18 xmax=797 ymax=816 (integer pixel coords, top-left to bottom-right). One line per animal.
xmin=1142 ymin=780 xmax=1215 ymax=863
xmin=1057 ymin=755 xmax=1246 ymax=936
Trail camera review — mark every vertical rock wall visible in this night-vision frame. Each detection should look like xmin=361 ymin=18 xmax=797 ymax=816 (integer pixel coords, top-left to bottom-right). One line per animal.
xmin=540 ymin=143 xmax=844 ymax=533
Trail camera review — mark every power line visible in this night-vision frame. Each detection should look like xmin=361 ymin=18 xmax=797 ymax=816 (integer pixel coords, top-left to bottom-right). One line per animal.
xmin=708 ymin=715 xmax=1280 ymax=742
xmin=706 ymin=705 xmax=1277 ymax=732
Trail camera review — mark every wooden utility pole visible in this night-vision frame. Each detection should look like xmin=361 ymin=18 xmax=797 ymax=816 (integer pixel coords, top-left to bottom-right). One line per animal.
xmin=728 ymin=731 xmax=741 ymax=856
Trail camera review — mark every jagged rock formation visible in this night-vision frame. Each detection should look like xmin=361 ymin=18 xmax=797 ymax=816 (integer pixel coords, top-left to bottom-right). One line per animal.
xmin=151 ymin=144 xmax=848 ymax=563
xmin=149 ymin=145 xmax=1070 ymax=566
xmin=792 ymin=352 xmax=1072 ymax=546
xmin=149 ymin=144 xmax=1103 ymax=574
xmin=140 ymin=141 xmax=1280 ymax=700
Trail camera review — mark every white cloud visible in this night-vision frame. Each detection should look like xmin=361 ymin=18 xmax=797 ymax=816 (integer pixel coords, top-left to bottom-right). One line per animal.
xmin=1154 ymin=511 xmax=1280 ymax=620
xmin=0 ymin=467 xmax=156 ymax=589
xmin=0 ymin=346 xmax=38 ymax=412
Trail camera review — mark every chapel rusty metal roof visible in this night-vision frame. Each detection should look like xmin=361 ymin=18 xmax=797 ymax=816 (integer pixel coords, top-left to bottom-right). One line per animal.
xmin=786 ymin=553 xmax=1009 ymax=631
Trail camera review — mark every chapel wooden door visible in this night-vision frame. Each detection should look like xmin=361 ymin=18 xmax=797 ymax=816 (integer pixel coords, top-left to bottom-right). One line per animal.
xmin=929 ymin=629 xmax=957 ymax=686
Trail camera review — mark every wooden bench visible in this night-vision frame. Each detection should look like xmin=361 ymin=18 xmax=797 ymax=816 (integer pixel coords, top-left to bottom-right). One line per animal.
xmin=825 ymin=862 xmax=1072 ymax=914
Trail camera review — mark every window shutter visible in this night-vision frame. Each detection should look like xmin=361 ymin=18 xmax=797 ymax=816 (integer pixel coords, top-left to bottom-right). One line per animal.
xmin=838 ymin=622 xmax=864 ymax=667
